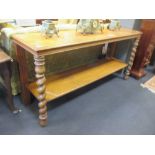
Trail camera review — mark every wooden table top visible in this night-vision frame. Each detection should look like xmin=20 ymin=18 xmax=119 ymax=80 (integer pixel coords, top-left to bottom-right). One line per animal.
xmin=0 ymin=49 xmax=11 ymax=63
xmin=12 ymin=28 xmax=142 ymax=56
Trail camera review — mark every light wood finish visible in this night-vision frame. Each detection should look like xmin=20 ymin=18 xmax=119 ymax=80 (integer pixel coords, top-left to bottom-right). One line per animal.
xmin=0 ymin=49 xmax=11 ymax=63
xmin=13 ymin=28 xmax=142 ymax=56
xmin=124 ymin=37 xmax=141 ymax=79
xmin=34 ymin=55 xmax=47 ymax=126
xmin=13 ymin=28 xmax=142 ymax=127
xmin=28 ymin=58 xmax=127 ymax=102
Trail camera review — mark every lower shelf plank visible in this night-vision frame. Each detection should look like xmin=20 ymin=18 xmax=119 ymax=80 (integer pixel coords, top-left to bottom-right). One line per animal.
xmin=27 ymin=58 xmax=127 ymax=102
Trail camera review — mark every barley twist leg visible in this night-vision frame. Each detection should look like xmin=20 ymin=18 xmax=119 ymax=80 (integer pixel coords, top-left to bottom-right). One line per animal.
xmin=34 ymin=56 xmax=47 ymax=127
xmin=124 ymin=37 xmax=140 ymax=79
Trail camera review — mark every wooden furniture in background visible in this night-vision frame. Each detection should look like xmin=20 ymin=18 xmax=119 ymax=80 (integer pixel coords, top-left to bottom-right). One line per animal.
xmin=0 ymin=49 xmax=18 ymax=113
xmin=12 ymin=28 xmax=142 ymax=126
xmin=131 ymin=19 xmax=155 ymax=79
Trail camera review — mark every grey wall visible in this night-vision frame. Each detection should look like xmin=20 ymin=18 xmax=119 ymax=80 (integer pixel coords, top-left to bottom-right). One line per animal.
xmin=119 ymin=19 xmax=136 ymax=29
xmin=119 ymin=19 xmax=141 ymax=30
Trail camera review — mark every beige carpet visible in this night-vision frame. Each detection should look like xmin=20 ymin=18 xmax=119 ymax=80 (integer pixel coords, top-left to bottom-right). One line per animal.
xmin=141 ymin=76 xmax=155 ymax=93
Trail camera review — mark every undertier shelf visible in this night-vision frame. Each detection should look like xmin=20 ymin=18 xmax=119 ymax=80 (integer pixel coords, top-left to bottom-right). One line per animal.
xmin=27 ymin=58 xmax=127 ymax=102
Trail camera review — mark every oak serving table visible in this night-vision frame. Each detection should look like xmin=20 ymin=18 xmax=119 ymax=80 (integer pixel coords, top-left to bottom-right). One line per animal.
xmin=12 ymin=28 xmax=142 ymax=126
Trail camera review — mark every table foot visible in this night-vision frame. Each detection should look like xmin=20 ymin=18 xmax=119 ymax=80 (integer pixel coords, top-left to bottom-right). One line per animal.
xmin=12 ymin=108 xmax=22 ymax=114
xmin=124 ymin=75 xmax=129 ymax=80
xmin=39 ymin=118 xmax=48 ymax=127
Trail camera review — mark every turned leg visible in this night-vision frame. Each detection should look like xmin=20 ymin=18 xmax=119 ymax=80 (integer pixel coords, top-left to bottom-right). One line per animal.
xmin=124 ymin=37 xmax=140 ymax=79
xmin=34 ymin=55 xmax=47 ymax=127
